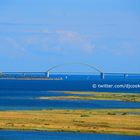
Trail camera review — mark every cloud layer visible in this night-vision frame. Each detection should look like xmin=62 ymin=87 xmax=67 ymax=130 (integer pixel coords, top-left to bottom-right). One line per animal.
xmin=0 ymin=28 xmax=95 ymax=57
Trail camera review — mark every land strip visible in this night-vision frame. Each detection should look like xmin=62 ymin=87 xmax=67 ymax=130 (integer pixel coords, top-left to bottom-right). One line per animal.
xmin=38 ymin=91 xmax=140 ymax=102
xmin=0 ymin=109 xmax=140 ymax=136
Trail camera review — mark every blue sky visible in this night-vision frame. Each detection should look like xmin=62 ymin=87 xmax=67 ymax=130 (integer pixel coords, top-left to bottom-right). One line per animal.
xmin=0 ymin=0 xmax=140 ymax=73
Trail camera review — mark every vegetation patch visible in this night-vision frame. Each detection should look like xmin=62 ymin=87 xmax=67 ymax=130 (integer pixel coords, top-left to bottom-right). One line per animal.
xmin=37 ymin=91 xmax=140 ymax=102
xmin=0 ymin=109 xmax=140 ymax=136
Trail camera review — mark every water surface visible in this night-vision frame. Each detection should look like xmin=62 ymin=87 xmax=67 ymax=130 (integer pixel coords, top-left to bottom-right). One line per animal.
xmin=0 ymin=91 xmax=140 ymax=110
xmin=0 ymin=130 xmax=140 ymax=140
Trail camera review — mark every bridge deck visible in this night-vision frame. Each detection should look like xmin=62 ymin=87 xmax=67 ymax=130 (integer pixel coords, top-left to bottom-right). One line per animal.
xmin=0 ymin=72 xmax=140 ymax=80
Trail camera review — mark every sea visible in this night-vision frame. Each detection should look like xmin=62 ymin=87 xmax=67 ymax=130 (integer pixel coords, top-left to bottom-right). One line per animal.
xmin=0 ymin=90 xmax=140 ymax=140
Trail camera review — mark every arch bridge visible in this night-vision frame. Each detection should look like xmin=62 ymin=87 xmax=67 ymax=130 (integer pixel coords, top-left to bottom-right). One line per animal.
xmin=0 ymin=63 xmax=105 ymax=79
xmin=45 ymin=63 xmax=104 ymax=79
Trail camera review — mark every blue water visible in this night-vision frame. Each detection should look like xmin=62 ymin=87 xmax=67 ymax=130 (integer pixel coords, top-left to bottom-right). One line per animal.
xmin=0 ymin=73 xmax=140 ymax=92
xmin=0 ymin=91 xmax=140 ymax=139
xmin=0 ymin=91 xmax=140 ymax=110
xmin=0 ymin=130 xmax=140 ymax=140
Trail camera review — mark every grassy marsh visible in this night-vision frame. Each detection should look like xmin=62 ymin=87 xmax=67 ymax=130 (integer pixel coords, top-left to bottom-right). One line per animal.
xmin=38 ymin=91 xmax=140 ymax=102
xmin=0 ymin=109 xmax=140 ymax=136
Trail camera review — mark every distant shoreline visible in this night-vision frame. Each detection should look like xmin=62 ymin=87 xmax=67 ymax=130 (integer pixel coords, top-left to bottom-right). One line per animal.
xmin=37 ymin=91 xmax=140 ymax=102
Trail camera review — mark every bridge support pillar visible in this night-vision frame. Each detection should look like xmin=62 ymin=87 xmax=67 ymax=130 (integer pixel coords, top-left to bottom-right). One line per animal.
xmin=100 ymin=72 xmax=104 ymax=79
xmin=46 ymin=71 xmax=50 ymax=78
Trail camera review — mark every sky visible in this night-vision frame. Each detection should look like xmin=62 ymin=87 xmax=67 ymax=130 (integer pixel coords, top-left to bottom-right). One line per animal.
xmin=0 ymin=0 xmax=140 ymax=73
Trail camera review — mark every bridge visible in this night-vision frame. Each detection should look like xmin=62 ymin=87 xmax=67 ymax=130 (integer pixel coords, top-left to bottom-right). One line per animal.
xmin=45 ymin=63 xmax=104 ymax=78
xmin=0 ymin=63 xmax=140 ymax=80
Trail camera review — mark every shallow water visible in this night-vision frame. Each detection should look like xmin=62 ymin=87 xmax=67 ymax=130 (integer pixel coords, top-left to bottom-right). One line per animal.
xmin=0 ymin=91 xmax=140 ymax=110
xmin=0 ymin=91 xmax=140 ymax=139
xmin=0 ymin=130 xmax=140 ymax=140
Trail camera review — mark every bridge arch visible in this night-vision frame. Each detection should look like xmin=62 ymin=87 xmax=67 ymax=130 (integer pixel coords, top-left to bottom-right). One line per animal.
xmin=45 ymin=63 xmax=103 ymax=78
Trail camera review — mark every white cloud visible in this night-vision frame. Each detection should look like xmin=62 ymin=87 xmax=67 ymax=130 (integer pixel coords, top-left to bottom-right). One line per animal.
xmin=1 ymin=28 xmax=137 ymax=58
xmin=56 ymin=30 xmax=94 ymax=53
xmin=19 ymin=29 xmax=95 ymax=54
xmin=0 ymin=27 xmax=95 ymax=57
xmin=56 ymin=30 xmax=79 ymax=42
